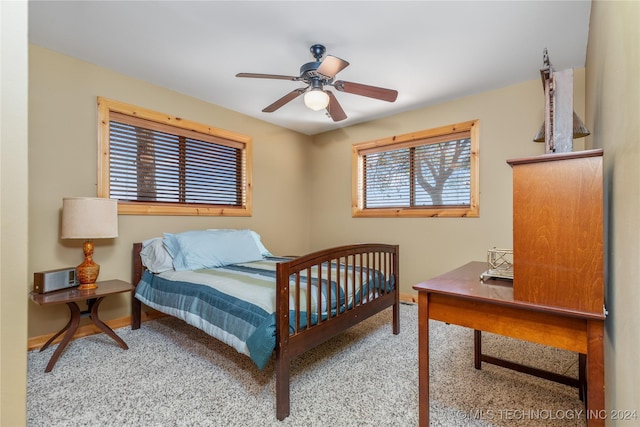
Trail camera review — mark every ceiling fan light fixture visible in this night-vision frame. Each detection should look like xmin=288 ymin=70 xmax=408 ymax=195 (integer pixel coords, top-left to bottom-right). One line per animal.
xmin=304 ymin=89 xmax=330 ymax=111
xmin=237 ymin=44 xmax=397 ymax=121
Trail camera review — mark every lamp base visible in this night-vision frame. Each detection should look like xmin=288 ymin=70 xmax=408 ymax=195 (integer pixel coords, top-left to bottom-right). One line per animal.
xmin=76 ymin=240 xmax=100 ymax=291
xmin=77 ymin=282 xmax=98 ymax=291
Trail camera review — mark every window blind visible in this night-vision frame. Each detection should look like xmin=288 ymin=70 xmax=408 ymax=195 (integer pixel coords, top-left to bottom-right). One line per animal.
xmin=362 ymin=137 xmax=471 ymax=209
xmin=109 ymin=117 xmax=245 ymax=206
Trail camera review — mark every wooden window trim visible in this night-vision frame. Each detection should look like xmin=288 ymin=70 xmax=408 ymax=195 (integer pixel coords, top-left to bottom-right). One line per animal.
xmin=97 ymin=97 xmax=252 ymax=216
xmin=352 ymin=120 xmax=479 ymax=218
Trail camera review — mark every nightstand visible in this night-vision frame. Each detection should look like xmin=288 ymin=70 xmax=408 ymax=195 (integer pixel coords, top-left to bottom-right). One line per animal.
xmin=29 ymin=279 xmax=133 ymax=372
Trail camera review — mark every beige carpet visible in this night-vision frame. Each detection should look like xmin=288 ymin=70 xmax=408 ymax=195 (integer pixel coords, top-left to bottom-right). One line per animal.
xmin=27 ymin=303 xmax=585 ymax=426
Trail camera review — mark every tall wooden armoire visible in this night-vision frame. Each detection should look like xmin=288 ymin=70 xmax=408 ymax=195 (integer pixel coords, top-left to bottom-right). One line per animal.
xmin=507 ymin=149 xmax=604 ymax=316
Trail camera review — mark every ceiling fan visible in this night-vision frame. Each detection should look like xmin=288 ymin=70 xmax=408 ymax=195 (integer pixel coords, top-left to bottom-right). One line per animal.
xmin=236 ymin=44 xmax=398 ymax=122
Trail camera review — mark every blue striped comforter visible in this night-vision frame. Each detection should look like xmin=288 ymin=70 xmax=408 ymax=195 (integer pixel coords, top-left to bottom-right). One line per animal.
xmin=135 ymin=257 xmax=392 ymax=369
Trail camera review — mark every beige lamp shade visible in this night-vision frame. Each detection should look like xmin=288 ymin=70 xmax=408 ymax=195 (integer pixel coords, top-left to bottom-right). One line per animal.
xmin=61 ymin=197 xmax=118 ymax=239
xmin=61 ymin=197 xmax=118 ymax=290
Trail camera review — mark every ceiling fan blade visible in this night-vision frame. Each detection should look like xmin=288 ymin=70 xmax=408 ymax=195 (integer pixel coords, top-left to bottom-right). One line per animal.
xmin=236 ymin=73 xmax=301 ymax=81
xmin=333 ymin=80 xmax=398 ymax=102
xmin=317 ymin=55 xmax=350 ymax=78
xmin=262 ymin=88 xmax=306 ymax=113
xmin=325 ymin=91 xmax=347 ymax=122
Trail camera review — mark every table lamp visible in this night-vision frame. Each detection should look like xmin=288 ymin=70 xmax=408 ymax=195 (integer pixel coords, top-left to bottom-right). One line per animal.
xmin=61 ymin=197 xmax=118 ymax=290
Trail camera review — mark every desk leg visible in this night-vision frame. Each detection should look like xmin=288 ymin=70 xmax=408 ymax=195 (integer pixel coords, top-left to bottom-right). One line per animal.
xmin=586 ymin=320 xmax=605 ymax=427
xmin=474 ymin=330 xmax=482 ymax=369
xmin=89 ymin=297 xmax=128 ymax=350
xmin=417 ymin=292 xmax=430 ymax=427
xmin=43 ymin=302 xmax=81 ymax=373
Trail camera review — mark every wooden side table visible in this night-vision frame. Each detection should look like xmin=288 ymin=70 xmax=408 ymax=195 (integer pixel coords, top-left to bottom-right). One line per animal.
xmin=30 ymin=279 xmax=133 ymax=372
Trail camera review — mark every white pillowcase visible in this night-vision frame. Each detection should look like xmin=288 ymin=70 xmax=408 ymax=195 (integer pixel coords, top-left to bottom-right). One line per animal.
xmin=139 ymin=237 xmax=174 ymax=273
xmin=163 ymin=229 xmax=264 ymax=271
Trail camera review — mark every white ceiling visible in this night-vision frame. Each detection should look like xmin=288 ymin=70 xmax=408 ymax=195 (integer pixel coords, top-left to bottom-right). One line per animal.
xmin=28 ymin=1 xmax=591 ymax=136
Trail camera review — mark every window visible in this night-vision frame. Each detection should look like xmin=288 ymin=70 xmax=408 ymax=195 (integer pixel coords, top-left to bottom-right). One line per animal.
xmin=352 ymin=120 xmax=479 ymax=218
xmin=98 ymin=97 xmax=252 ymax=216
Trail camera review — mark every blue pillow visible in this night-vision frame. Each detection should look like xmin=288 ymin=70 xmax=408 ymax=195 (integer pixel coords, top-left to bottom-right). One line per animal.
xmin=207 ymin=228 xmax=272 ymax=257
xmin=163 ymin=229 xmax=263 ymax=271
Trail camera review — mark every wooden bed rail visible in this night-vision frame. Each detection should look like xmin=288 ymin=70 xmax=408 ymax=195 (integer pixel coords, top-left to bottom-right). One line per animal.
xmin=274 ymin=243 xmax=399 ymax=420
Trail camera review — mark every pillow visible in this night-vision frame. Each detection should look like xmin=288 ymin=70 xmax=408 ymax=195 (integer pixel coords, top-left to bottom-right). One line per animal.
xmin=139 ymin=237 xmax=174 ymax=273
xmin=163 ymin=229 xmax=264 ymax=271
xmin=207 ymin=228 xmax=271 ymax=257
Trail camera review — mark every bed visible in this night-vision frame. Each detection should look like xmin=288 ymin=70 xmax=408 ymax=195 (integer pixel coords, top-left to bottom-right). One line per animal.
xmin=130 ymin=229 xmax=399 ymax=420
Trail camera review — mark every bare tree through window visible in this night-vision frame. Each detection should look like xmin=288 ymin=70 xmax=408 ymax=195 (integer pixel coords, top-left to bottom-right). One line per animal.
xmin=353 ymin=120 xmax=478 ymax=218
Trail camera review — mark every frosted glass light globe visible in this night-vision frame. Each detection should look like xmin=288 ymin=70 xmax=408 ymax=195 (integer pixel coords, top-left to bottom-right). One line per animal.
xmin=304 ymin=90 xmax=329 ymax=111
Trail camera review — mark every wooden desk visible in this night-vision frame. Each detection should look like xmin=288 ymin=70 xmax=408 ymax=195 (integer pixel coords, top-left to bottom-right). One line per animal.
xmin=413 ymin=262 xmax=605 ymax=427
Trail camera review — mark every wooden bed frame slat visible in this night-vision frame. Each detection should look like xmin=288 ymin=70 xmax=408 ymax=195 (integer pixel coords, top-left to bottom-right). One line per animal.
xmin=131 ymin=241 xmax=399 ymax=421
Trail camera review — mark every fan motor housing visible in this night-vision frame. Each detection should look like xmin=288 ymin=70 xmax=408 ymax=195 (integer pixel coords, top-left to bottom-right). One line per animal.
xmin=300 ymin=61 xmax=324 ymax=80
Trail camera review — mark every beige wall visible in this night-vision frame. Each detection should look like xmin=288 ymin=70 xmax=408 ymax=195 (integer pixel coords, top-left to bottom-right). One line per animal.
xmin=28 ymin=46 xmax=312 ymax=337
xmin=586 ymin=1 xmax=640 ymax=423
xmin=309 ymin=70 xmax=586 ymax=294
xmin=1 ymin=1 xmax=29 ymax=425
